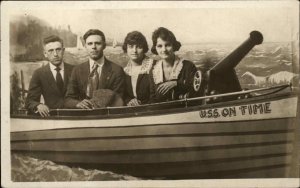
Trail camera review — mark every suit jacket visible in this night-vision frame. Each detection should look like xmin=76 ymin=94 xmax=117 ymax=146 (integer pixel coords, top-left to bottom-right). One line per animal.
xmin=149 ymin=59 xmax=197 ymax=103
xmin=25 ymin=62 xmax=74 ymax=112
xmin=124 ymin=74 xmax=152 ymax=105
xmin=64 ymin=58 xmax=125 ymax=108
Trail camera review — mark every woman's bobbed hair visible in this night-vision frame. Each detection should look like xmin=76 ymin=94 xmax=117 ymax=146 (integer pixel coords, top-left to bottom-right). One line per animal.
xmin=151 ymin=27 xmax=181 ymax=55
xmin=122 ymin=31 xmax=149 ymax=53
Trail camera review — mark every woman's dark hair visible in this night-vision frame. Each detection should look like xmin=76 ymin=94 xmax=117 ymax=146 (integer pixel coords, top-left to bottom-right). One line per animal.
xmin=151 ymin=27 xmax=181 ymax=55
xmin=83 ymin=29 xmax=106 ymax=43
xmin=122 ymin=31 xmax=149 ymax=53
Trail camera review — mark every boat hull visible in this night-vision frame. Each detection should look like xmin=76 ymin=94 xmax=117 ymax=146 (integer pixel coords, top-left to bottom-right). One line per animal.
xmin=11 ymin=95 xmax=298 ymax=179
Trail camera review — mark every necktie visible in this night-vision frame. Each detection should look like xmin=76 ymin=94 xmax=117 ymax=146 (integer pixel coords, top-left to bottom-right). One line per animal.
xmin=86 ymin=64 xmax=99 ymax=98
xmin=55 ymin=67 xmax=64 ymax=94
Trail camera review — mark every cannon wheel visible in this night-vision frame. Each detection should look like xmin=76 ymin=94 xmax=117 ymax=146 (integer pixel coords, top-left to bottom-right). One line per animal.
xmin=193 ymin=70 xmax=202 ymax=92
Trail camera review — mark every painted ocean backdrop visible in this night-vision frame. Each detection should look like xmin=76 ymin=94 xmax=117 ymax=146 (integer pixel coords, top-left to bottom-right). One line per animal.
xmin=11 ymin=42 xmax=299 ymax=93
xmin=10 ymin=42 xmax=299 ymax=181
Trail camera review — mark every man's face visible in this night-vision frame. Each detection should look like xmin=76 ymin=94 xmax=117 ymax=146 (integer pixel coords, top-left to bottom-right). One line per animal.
xmin=44 ymin=41 xmax=64 ymax=66
xmin=85 ymin=35 xmax=106 ymax=60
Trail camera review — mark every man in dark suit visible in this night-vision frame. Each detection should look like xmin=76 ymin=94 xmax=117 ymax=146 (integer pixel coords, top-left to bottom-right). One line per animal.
xmin=25 ymin=35 xmax=74 ymax=117
xmin=64 ymin=29 xmax=125 ymax=109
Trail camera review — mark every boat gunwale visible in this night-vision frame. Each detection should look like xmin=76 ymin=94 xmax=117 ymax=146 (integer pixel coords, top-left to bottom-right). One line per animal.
xmin=10 ymin=88 xmax=297 ymax=120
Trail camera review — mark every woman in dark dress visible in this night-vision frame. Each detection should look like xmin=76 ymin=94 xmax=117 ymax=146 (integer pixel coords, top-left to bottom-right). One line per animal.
xmin=149 ymin=27 xmax=197 ymax=103
xmin=122 ymin=31 xmax=154 ymax=106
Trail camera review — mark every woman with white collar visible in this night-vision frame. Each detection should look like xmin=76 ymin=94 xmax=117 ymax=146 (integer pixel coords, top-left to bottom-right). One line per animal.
xmin=149 ymin=27 xmax=197 ymax=103
xmin=123 ymin=31 xmax=154 ymax=106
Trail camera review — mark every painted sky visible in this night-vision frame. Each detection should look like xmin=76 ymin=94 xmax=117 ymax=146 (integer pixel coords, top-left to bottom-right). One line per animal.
xmin=9 ymin=1 xmax=298 ymax=44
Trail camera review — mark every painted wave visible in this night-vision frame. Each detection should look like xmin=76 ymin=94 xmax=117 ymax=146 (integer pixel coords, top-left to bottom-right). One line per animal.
xmin=11 ymin=153 xmax=141 ymax=181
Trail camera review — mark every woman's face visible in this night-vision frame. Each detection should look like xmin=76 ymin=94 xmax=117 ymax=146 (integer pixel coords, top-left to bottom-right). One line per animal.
xmin=155 ymin=37 xmax=174 ymax=60
xmin=127 ymin=44 xmax=144 ymax=63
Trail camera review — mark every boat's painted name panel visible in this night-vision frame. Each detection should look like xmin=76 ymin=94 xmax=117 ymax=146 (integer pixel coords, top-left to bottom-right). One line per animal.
xmin=11 ymin=97 xmax=298 ymax=132
xmin=199 ymin=102 xmax=272 ymax=118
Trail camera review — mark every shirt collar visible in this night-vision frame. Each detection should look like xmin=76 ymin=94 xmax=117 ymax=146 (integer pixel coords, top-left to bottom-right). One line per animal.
xmin=152 ymin=56 xmax=184 ymax=84
xmin=49 ymin=61 xmax=64 ymax=71
xmin=124 ymin=56 xmax=153 ymax=76
xmin=89 ymin=56 xmax=105 ymax=70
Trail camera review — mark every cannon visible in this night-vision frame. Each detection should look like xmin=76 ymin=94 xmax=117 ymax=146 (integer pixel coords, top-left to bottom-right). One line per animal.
xmin=193 ymin=31 xmax=264 ymax=101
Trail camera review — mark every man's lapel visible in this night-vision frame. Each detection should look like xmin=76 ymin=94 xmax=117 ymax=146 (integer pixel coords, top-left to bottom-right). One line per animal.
xmin=63 ymin=63 xmax=72 ymax=94
xmin=81 ymin=61 xmax=90 ymax=91
xmin=99 ymin=58 xmax=112 ymax=89
xmin=44 ymin=63 xmax=61 ymax=95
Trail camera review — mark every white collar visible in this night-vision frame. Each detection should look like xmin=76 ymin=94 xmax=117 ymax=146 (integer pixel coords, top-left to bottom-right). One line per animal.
xmin=124 ymin=56 xmax=153 ymax=76
xmin=89 ymin=56 xmax=105 ymax=70
xmin=152 ymin=56 xmax=184 ymax=84
xmin=49 ymin=61 xmax=64 ymax=71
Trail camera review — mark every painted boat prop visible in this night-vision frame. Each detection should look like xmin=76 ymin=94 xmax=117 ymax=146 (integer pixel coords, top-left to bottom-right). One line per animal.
xmin=11 ymin=31 xmax=298 ymax=179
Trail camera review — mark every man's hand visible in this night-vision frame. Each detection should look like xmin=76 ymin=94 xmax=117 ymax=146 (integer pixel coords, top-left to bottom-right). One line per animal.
xmin=127 ymin=98 xmax=141 ymax=106
xmin=157 ymin=81 xmax=177 ymax=95
xmin=76 ymin=99 xmax=94 ymax=109
xmin=36 ymin=104 xmax=50 ymax=117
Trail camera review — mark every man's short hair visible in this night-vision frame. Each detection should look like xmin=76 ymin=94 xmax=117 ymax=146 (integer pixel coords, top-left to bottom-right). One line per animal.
xmin=43 ymin=35 xmax=64 ymax=46
xmin=83 ymin=29 xmax=106 ymax=42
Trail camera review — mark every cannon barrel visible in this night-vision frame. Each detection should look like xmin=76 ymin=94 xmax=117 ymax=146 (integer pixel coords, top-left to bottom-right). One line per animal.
xmin=201 ymin=31 xmax=264 ymax=101
xmin=210 ymin=31 xmax=263 ymax=74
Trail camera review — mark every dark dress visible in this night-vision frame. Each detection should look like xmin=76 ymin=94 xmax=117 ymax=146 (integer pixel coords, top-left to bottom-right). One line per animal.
xmin=123 ymin=57 xmax=154 ymax=105
xmin=149 ymin=57 xmax=197 ymax=103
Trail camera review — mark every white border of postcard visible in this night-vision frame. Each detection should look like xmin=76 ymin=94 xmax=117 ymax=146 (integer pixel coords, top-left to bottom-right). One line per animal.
xmin=1 ymin=1 xmax=299 ymax=188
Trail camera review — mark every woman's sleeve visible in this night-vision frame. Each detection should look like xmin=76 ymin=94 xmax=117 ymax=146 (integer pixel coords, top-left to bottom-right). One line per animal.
xmin=123 ymin=80 xmax=133 ymax=105
xmin=148 ymin=69 xmax=158 ymax=104
xmin=177 ymin=61 xmax=197 ymax=94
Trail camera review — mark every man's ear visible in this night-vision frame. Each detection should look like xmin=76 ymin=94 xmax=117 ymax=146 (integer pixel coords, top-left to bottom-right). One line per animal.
xmin=103 ymin=42 xmax=106 ymax=49
xmin=43 ymin=50 xmax=48 ymax=58
xmin=82 ymin=38 xmax=87 ymax=47
xmin=83 ymin=42 xmax=87 ymax=48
